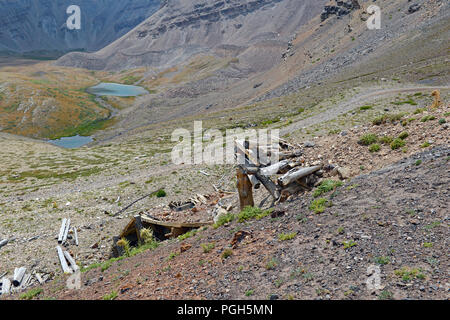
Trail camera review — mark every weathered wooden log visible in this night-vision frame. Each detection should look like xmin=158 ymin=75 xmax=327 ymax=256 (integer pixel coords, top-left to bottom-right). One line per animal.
xmin=35 ymin=273 xmax=44 ymax=285
xmin=236 ymin=166 xmax=254 ymax=210
xmin=63 ymin=251 xmax=79 ymax=272
xmin=254 ymin=171 xmax=281 ymax=200
xmin=248 ymin=174 xmax=261 ymax=189
xmin=134 ymin=215 xmax=144 ymax=245
xmin=20 ymin=273 xmax=32 ymax=290
xmin=1 ymin=278 xmax=11 ymax=295
xmin=260 ymin=160 xmax=290 ymax=176
xmin=57 ymin=218 xmax=67 ymax=243
xmin=0 ymin=239 xmax=8 ymax=249
xmin=278 ymin=166 xmax=321 ymax=187
xmin=56 ymin=246 xmax=72 ymax=274
xmin=278 ymin=150 xmax=303 ymax=160
xmin=12 ymin=267 xmax=26 ymax=287
xmin=73 ymin=227 xmax=79 ymax=246
xmin=62 ymin=218 xmax=71 ymax=243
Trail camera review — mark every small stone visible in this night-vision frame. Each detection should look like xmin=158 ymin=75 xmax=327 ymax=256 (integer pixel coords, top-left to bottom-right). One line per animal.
xmin=269 ymin=294 xmax=279 ymax=300
xmin=304 ymin=141 xmax=315 ymax=148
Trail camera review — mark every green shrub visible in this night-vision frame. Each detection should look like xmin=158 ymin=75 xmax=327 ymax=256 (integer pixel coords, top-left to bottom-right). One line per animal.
xmin=390 ymin=138 xmax=406 ymax=150
xmin=369 ymin=143 xmax=381 ymax=153
xmin=156 ymin=189 xmax=166 ymax=197
xmin=379 ymin=136 xmax=393 ymax=145
xmin=20 ymin=288 xmax=43 ymax=300
xmin=398 ymin=131 xmax=409 ymax=140
xmin=309 ymin=198 xmax=331 ymax=214
xmin=213 ymin=213 xmax=235 ymax=228
xmin=421 ymin=141 xmax=431 ymax=148
xmin=103 ymin=291 xmax=118 ymax=300
xmin=201 ymin=242 xmax=215 ymax=253
xmin=313 ymin=179 xmax=342 ymax=197
xmin=359 ymin=133 xmax=378 ymax=145
xmin=278 ymin=232 xmax=297 ymax=241
xmin=360 ymin=105 xmax=373 ymax=110
xmin=222 ymin=249 xmax=233 ymax=259
xmin=236 ymin=206 xmax=271 ymax=222
xmin=439 ymin=118 xmax=446 ymax=124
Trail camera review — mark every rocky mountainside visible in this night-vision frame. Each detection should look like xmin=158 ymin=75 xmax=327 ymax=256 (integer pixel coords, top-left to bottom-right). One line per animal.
xmin=0 ymin=0 xmax=161 ymax=55
xmin=56 ymin=0 xmax=327 ymax=70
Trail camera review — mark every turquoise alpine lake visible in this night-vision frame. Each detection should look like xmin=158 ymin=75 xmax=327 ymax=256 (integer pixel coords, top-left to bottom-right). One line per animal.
xmin=87 ymin=82 xmax=148 ymax=97
xmin=49 ymin=135 xmax=93 ymax=149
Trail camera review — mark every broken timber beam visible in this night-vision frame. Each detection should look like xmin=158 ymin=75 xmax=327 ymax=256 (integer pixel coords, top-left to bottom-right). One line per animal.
xmin=254 ymin=171 xmax=281 ymax=200
xmin=62 ymin=218 xmax=71 ymax=244
xmin=63 ymin=251 xmax=79 ymax=272
xmin=56 ymin=246 xmax=72 ymax=274
xmin=236 ymin=166 xmax=255 ymax=210
xmin=1 ymin=278 xmax=11 ymax=295
xmin=134 ymin=215 xmax=144 ymax=245
xmin=12 ymin=267 xmax=26 ymax=287
xmin=278 ymin=166 xmax=321 ymax=187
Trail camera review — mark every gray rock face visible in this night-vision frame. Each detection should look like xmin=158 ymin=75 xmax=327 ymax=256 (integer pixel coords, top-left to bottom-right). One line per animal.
xmin=56 ymin=0 xmax=326 ymax=70
xmin=0 ymin=0 xmax=161 ymax=54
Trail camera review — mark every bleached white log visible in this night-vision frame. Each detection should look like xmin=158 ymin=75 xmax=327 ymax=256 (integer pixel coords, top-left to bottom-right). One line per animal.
xmin=62 ymin=219 xmax=71 ymax=243
xmin=260 ymin=160 xmax=290 ymax=176
xmin=0 ymin=239 xmax=8 ymax=249
xmin=56 ymin=246 xmax=72 ymax=274
xmin=278 ymin=166 xmax=321 ymax=187
xmin=12 ymin=267 xmax=26 ymax=287
xmin=58 ymin=218 xmax=67 ymax=243
xmin=1 ymin=278 xmax=11 ymax=295
xmin=73 ymin=227 xmax=79 ymax=246
xmin=63 ymin=251 xmax=79 ymax=272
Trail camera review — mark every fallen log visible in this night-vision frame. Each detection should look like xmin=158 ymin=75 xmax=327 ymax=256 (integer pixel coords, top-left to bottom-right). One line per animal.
xmin=12 ymin=267 xmax=26 ymax=287
xmin=278 ymin=166 xmax=321 ymax=187
xmin=63 ymin=251 xmax=79 ymax=272
xmin=0 ymin=239 xmax=8 ymax=249
xmin=56 ymin=246 xmax=72 ymax=274
xmin=35 ymin=273 xmax=44 ymax=285
xmin=57 ymin=218 xmax=67 ymax=243
xmin=73 ymin=227 xmax=79 ymax=246
xmin=259 ymin=160 xmax=290 ymax=176
xmin=20 ymin=273 xmax=32 ymax=290
xmin=62 ymin=218 xmax=71 ymax=244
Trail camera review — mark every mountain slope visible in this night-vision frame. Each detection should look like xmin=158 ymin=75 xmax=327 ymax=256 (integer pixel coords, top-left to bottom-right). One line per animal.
xmin=56 ymin=0 xmax=327 ymax=70
xmin=0 ymin=0 xmax=161 ymax=54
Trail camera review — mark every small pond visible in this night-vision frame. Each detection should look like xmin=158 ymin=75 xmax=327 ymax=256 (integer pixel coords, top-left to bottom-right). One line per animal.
xmin=87 ymin=82 xmax=148 ymax=97
xmin=49 ymin=135 xmax=93 ymax=149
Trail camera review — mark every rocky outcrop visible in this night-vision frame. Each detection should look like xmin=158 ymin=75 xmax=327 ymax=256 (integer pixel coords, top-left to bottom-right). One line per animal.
xmin=320 ymin=0 xmax=360 ymax=22
xmin=0 ymin=0 xmax=160 ymax=55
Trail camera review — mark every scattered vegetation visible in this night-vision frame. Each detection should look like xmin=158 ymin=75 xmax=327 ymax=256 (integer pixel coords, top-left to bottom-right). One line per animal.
xmin=359 ymin=133 xmax=378 ymax=146
xmin=394 ymin=267 xmax=425 ymax=282
xmin=278 ymin=232 xmax=297 ymax=241
xmin=309 ymin=198 xmax=331 ymax=214
xmin=313 ymin=180 xmax=342 ymax=197
xmin=237 ymin=206 xmax=272 ymax=222
xmin=221 ymin=249 xmax=233 ymax=259
xmin=19 ymin=288 xmax=43 ymax=300
xmin=390 ymin=138 xmax=406 ymax=150
xmin=201 ymin=242 xmax=215 ymax=253
xmin=342 ymin=240 xmax=357 ymax=249
xmin=369 ymin=143 xmax=381 ymax=153
xmin=374 ymin=256 xmax=390 ymax=265
xmin=213 ymin=213 xmax=236 ymax=228
xmin=102 ymin=290 xmax=118 ymax=300
xmin=265 ymin=257 xmax=278 ymax=270
xmin=398 ymin=131 xmax=409 ymax=140
xmin=155 ymin=189 xmax=167 ymax=198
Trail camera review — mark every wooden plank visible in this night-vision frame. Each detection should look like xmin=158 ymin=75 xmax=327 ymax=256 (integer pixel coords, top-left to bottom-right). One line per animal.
xmin=63 ymin=251 xmax=79 ymax=272
xmin=134 ymin=215 xmax=144 ymax=245
xmin=236 ymin=166 xmax=254 ymax=210
xmin=259 ymin=160 xmax=290 ymax=176
xmin=1 ymin=277 xmax=11 ymax=295
xmin=140 ymin=216 xmax=212 ymax=229
xmin=73 ymin=227 xmax=79 ymax=246
xmin=278 ymin=166 xmax=321 ymax=187
xmin=57 ymin=218 xmax=67 ymax=243
xmin=119 ymin=217 xmax=137 ymax=239
xmin=20 ymin=273 xmax=32 ymax=290
xmin=62 ymin=218 xmax=71 ymax=244
xmin=56 ymin=246 xmax=72 ymax=274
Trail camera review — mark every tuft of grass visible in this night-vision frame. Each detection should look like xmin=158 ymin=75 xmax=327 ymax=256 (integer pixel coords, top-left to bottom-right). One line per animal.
xmin=374 ymin=256 xmax=390 ymax=265
xmin=201 ymin=242 xmax=215 ymax=253
xmin=245 ymin=289 xmax=254 ymax=297
xmin=423 ymin=242 xmax=433 ymax=248
xmin=359 ymin=133 xmax=378 ymax=146
xmin=213 ymin=213 xmax=235 ymax=228
xmin=378 ymin=290 xmax=393 ymax=300
xmin=420 ymin=141 xmax=431 ymax=148
xmin=265 ymin=257 xmax=278 ymax=270
xmin=313 ymin=179 xmax=342 ymax=197
xmin=439 ymin=118 xmax=446 ymax=124
xmin=398 ymin=131 xmax=409 ymax=140
xmin=415 ymin=159 xmax=422 ymax=166
xmin=309 ymin=198 xmax=331 ymax=214
xmin=342 ymin=240 xmax=357 ymax=249
xmin=390 ymin=138 xmax=406 ymax=150
xmin=394 ymin=267 xmax=425 ymax=282
xmin=379 ymin=136 xmax=393 ymax=145
xmin=278 ymin=232 xmax=297 ymax=241
xmin=237 ymin=206 xmax=271 ymax=222
xmin=221 ymin=249 xmax=233 ymax=259
xmin=369 ymin=143 xmax=381 ymax=153
xmin=360 ymin=105 xmax=373 ymax=110
xmin=421 ymin=115 xmax=436 ymax=122
xmin=102 ymin=290 xmax=118 ymax=300
xmin=20 ymin=288 xmax=43 ymax=300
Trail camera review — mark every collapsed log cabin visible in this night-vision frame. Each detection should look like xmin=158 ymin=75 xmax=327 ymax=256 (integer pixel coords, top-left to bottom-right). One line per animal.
xmin=112 ymin=214 xmax=212 ymax=258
